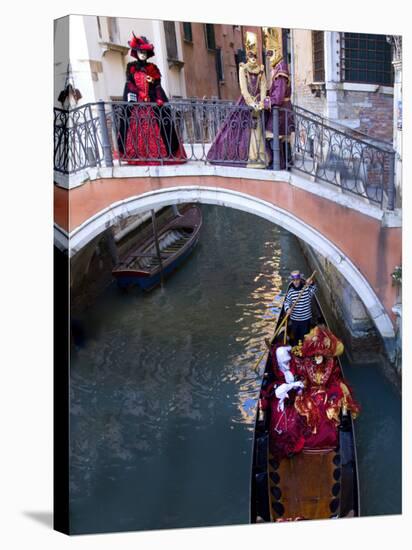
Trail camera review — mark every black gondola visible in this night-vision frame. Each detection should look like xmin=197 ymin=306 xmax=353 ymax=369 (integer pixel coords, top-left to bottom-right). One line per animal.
xmin=250 ymin=279 xmax=360 ymax=522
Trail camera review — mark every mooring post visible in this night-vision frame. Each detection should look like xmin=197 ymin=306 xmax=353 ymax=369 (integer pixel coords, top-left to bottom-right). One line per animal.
xmin=151 ymin=209 xmax=164 ymax=288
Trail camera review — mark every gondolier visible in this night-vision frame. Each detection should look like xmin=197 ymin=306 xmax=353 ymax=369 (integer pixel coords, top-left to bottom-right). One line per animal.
xmin=284 ymin=270 xmax=317 ymax=346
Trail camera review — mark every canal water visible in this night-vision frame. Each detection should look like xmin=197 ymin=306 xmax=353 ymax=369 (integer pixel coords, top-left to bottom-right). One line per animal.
xmin=70 ymin=205 xmax=401 ymax=534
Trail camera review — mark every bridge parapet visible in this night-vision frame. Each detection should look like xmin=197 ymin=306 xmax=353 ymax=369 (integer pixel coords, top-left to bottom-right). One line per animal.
xmin=54 ymin=99 xmax=397 ymax=210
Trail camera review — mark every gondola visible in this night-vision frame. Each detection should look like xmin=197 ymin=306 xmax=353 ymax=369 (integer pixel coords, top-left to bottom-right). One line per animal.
xmin=112 ymin=204 xmax=202 ymax=291
xmin=250 ymin=279 xmax=360 ymax=523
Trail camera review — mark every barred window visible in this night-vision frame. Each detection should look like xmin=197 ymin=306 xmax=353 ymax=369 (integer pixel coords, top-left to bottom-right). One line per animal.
xmin=341 ymin=33 xmax=393 ymax=86
xmin=312 ymin=31 xmax=325 ymax=82
xmin=183 ymin=22 xmax=193 ymax=42
xmin=164 ymin=21 xmax=178 ymax=60
xmin=204 ymin=24 xmax=216 ymax=51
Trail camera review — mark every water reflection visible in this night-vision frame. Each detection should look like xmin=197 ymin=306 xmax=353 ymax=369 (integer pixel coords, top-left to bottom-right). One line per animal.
xmin=70 ymin=207 xmax=293 ymax=531
xmin=69 ymin=205 xmax=355 ymax=533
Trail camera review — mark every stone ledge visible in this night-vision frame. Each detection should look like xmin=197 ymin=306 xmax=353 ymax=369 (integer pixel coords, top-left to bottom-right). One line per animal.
xmin=54 ymin=162 xmax=290 ymax=187
xmin=331 ymin=82 xmax=394 ymax=95
xmin=54 ymin=162 xmax=402 ymax=226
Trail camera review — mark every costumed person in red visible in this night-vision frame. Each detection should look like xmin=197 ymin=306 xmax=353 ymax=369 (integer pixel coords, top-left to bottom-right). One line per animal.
xmin=116 ymin=33 xmax=187 ymax=165
xmin=260 ymin=338 xmax=306 ymax=460
xmin=291 ymin=325 xmax=360 ymax=451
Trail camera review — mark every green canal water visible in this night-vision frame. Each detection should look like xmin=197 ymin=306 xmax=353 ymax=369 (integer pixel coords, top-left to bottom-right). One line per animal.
xmin=69 ymin=205 xmax=401 ymax=534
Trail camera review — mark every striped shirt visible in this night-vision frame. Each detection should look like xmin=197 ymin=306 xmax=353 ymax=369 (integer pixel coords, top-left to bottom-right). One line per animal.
xmin=284 ymin=283 xmax=317 ymax=321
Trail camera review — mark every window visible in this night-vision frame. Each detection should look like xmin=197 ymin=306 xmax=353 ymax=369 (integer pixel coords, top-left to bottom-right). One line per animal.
xmin=183 ymin=22 xmax=193 ymax=42
xmin=341 ymin=33 xmax=393 ymax=86
xmin=312 ymin=31 xmax=325 ymax=82
xmin=204 ymin=24 xmax=216 ymax=51
xmin=234 ymin=49 xmax=246 ymax=82
xmin=107 ymin=17 xmax=119 ymax=44
xmin=164 ymin=21 xmax=178 ymax=60
xmin=215 ymin=48 xmax=224 ymax=81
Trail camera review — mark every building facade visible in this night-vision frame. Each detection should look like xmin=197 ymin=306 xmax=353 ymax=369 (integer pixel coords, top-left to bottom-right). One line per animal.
xmin=54 ymin=15 xmax=187 ymax=107
xmin=54 ymin=16 xmax=268 ymax=106
xmin=179 ymin=23 xmax=265 ymax=100
xmin=291 ymin=30 xmax=396 ymax=143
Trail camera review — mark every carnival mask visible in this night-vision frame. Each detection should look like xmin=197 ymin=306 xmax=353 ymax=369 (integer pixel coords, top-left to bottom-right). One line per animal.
xmin=246 ymin=51 xmax=258 ymax=66
xmin=314 ymin=355 xmax=324 ymax=365
xmin=137 ymin=50 xmax=148 ymax=61
xmin=266 ymin=49 xmax=283 ymax=67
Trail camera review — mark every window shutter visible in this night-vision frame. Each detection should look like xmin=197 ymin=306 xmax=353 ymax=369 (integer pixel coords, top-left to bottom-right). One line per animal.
xmin=312 ymin=31 xmax=325 ymax=82
xmin=164 ymin=21 xmax=178 ymax=60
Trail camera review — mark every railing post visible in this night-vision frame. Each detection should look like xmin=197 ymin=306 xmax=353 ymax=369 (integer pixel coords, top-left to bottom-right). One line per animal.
xmin=271 ymin=107 xmax=280 ymax=171
xmin=97 ymin=101 xmax=113 ymax=168
xmin=110 ymin=102 xmax=122 ymax=166
xmin=387 ymin=151 xmax=396 ymax=210
xmin=88 ymin=104 xmax=99 ymax=168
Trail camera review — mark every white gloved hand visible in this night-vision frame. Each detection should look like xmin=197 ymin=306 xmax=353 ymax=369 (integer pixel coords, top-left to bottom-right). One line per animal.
xmin=275 ymin=381 xmax=304 ymax=412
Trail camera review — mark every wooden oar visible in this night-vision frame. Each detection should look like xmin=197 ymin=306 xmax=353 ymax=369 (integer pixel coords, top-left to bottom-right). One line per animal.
xmin=252 ymin=271 xmax=316 ymax=372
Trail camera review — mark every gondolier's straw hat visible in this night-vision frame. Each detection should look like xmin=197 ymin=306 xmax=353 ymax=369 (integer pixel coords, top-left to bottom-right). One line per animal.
xmin=290 ymin=270 xmax=302 ymax=280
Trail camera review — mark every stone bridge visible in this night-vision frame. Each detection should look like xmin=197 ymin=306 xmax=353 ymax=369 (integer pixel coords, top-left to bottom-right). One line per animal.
xmin=54 ymin=163 xmax=401 ymax=347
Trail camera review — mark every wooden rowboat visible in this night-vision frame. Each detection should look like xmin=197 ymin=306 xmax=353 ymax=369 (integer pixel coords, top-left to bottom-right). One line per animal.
xmin=112 ymin=204 xmax=202 ymax=291
xmin=250 ymin=281 xmax=360 ymax=522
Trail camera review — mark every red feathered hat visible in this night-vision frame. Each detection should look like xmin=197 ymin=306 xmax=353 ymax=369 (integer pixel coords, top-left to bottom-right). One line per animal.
xmin=301 ymin=325 xmax=344 ymax=358
xmin=128 ymin=33 xmax=155 ymax=59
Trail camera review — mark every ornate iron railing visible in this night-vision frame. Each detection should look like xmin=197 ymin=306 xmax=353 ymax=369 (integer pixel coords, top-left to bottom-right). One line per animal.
xmin=289 ymin=107 xmax=395 ymax=209
xmin=293 ymin=105 xmax=393 ymax=149
xmin=54 ymin=100 xmax=396 ymax=209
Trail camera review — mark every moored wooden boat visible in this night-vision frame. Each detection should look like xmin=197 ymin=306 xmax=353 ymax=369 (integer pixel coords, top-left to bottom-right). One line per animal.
xmin=112 ymin=204 xmax=202 ymax=291
xmin=250 ymin=280 xmax=360 ymax=523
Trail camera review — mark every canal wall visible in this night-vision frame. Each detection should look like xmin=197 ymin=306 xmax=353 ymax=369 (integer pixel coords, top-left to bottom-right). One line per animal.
xmin=70 ymin=230 xmax=115 ymax=318
xmin=70 ymin=207 xmax=173 ymax=316
xmin=299 ymin=241 xmax=401 ymax=383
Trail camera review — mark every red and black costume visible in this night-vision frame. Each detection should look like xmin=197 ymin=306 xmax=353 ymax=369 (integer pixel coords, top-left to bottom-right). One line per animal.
xmin=116 ymin=35 xmax=187 ymax=165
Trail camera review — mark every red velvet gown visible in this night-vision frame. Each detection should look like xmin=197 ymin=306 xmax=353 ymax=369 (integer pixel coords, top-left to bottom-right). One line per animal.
xmin=260 ymin=345 xmax=306 ymax=460
xmin=116 ymin=61 xmax=187 ymax=165
xmin=291 ymin=354 xmax=360 ymax=451
xmin=260 ymin=343 xmax=360 ymax=459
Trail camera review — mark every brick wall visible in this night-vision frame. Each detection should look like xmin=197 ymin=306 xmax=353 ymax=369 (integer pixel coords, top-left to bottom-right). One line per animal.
xmin=292 ymin=29 xmax=326 ymax=116
xmin=337 ymin=90 xmax=393 ymax=142
xmin=293 ymin=84 xmax=326 ymax=116
xmin=181 ymin=23 xmax=261 ymax=100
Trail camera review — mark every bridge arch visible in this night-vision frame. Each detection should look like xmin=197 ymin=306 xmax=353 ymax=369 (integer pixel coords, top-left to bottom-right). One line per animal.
xmin=68 ymin=185 xmax=395 ymax=343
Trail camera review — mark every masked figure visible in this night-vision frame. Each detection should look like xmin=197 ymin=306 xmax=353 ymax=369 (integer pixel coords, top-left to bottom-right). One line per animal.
xmin=260 ymin=343 xmax=306 ymax=460
xmin=263 ymin=28 xmax=295 ymax=169
xmin=206 ymin=32 xmax=269 ymax=168
xmin=291 ymin=325 xmax=360 ymax=451
xmin=116 ymin=34 xmax=187 ymax=165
